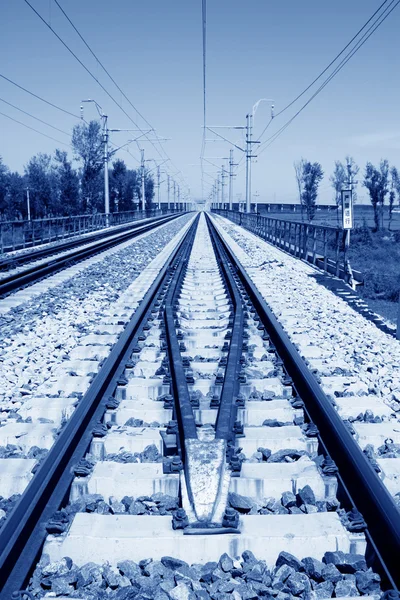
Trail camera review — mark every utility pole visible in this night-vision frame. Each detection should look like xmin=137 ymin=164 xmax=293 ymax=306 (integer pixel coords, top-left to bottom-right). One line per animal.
xmin=216 ymin=176 xmax=220 ymax=209
xmin=245 ymin=112 xmax=254 ymax=214
xmin=229 ymin=149 xmax=236 ymax=211
xmin=178 ymin=185 xmax=181 ymax=210
xmin=102 ymin=113 xmax=110 ymax=223
xmin=157 ymin=165 xmax=161 ymax=210
xmin=26 ymin=187 xmax=31 ymax=221
xmin=342 ymin=163 xmax=357 ymax=288
xmin=167 ymin=175 xmax=171 ymax=209
xmin=173 ymin=181 xmax=176 ymax=209
xmin=221 ymin=164 xmax=226 ymax=209
xmin=140 ymin=149 xmax=146 ymax=211
xmin=81 ymin=99 xmax=150 ymax=225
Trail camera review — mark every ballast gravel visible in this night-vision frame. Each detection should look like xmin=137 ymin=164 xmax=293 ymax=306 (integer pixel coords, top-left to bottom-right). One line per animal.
xmin=212 ymin=215 xmax=400 ymax=412
xmin=0 ymin=215 xmax=192 ymax=415
xmin=26 ymin=549 xmax=382 ymax=599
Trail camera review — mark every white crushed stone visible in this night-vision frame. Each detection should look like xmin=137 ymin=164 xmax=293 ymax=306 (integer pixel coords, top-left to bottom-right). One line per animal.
xmin=211 ymin=214 xmax=400 ymax=415
xmin=0 ymin=215 xmax=194 ymax=416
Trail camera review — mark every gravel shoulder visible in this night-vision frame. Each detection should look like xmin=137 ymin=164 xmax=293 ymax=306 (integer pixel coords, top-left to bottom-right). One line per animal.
xmin=0 ymin=214 xmax=193 ymax=413
xmin=211 ymin=214 xmax=400 ymax=411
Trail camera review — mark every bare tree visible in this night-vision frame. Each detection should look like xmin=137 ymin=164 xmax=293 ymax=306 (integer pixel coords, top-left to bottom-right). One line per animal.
xmin=294 ymin=159 xmax=305 ymax=221
xmin=72 ymin=120 xmax=103 ymax=212
xmin=344 ymin=156 xmax=360 ymax=202
xmin=330 ymin=161 xmax=346 ymax=225
xmin=363 ymin=160 xmax=389 ymax=230
xmin=389 ymin=166 xmax=400 ymax=230
xmin=301 ymin=161 xmax=324 ymax=221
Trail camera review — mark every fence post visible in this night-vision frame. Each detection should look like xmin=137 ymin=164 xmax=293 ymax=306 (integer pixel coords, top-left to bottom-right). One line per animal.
xmin=397 ymin=297 xmax=400 ymax=340
xmin=312 ymin=227 xmax=317 ymax=265
xmin=323 ymin=229 xmax=328 ymax=272
xmin=335 ymin=230 xmax=340 ymax=277
xmin=303 ymin=225 xmax=308 ymax=261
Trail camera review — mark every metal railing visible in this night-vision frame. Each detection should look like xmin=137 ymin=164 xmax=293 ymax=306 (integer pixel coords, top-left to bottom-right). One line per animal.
xmin=212 ymin=209 xmax=363 ymax=284
xmin=0 ymin=208 xmax=181 ymax=254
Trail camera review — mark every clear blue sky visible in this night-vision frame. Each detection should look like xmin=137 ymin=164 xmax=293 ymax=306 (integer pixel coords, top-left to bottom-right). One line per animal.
xmin=0 ymin=0 xmax=399 ymax=204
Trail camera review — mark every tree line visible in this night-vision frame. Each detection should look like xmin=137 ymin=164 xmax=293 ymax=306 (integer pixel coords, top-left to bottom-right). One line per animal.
xmin=295 ymin=157 xmax=400 ymax=230
xmin=0 ymin=120 xmax=155 ymax=221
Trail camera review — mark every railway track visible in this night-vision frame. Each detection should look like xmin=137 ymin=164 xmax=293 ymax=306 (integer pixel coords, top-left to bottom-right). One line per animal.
xmin=0 ymin=212 xmax=399 ymax=599
xmin=0 ymin=212 xmax=184 ymax=297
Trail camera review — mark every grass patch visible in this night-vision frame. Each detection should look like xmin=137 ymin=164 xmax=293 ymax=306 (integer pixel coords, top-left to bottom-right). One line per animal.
xmin=348 ymin=227 xmax=400 ymax=303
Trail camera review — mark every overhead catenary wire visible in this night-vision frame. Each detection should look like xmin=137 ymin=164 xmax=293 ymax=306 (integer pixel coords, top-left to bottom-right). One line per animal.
xmin=256 ymin=0 xmax=400 ymax=158
xmin=24 ymin=0 xmax=189 ymax=191
xmin=234 ymin=0 xmax=400 ymax=181
xmin=0 ymin=72 xmax=81 ymax=120
xmin=0 ymin=109 xmax=70 ymax=146
xmin=270 ymin=0 xmax=391 ymax=124
xmin=200 ymin=0 xmax=207 ymax=201
xmin=0 ymin=97 xmax=72 ymax=137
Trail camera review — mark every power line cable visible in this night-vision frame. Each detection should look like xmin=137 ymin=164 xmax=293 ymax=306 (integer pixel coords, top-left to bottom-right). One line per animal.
xmin=268 ymin=0 xmax=391 ymax=125
xmin=53 ymin=0 xmax=154 ymax=133
xmin=0 ymin=72 xmax=81 ymax=119
xmin=200 ymin=0 xmax=207 ymax=201
xmin=24 ymin=0 xmax=189 ymax=191
xmin=246 ymin=0 xmax=400 ymax=169
xmin=0 ymin=96 xmax=71 ymax=136
xmin=0 ymin=109 xmax=70 ymax=146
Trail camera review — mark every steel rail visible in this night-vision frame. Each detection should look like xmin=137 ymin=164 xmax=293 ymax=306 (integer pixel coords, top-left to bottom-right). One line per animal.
xmin=0 ymin=213 xmax=184 ymax=271
xmin=208 ymin=216 xmax=400 ymax=586
xmin=0 ymin=216 xmax=198 ymax=600
xmin=206 ymin=217 xmax=244 ymax=444
xmin=0 ymin=213 xmax=185 ymax=297
xmin=164 ymin=221 xmax=199 ymax=448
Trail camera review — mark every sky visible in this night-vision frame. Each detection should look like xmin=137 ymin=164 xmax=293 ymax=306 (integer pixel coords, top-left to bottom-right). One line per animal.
xmin=0 ymin=0 xmax=399 ymax=205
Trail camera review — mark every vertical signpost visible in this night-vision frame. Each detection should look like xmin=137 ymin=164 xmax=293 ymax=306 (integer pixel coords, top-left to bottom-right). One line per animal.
xmin=341 ymin=189 xmax=354 ymax=287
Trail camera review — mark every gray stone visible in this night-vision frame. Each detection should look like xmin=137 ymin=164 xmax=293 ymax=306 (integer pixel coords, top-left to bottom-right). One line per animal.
xmin=217 ymin=579 xmax=239 ymax=593
xmin=286 ymin=572 xmax=311 ymax=596
xmin=281 ymin=491 xmax=296 ymax=508
xmin=229 ymin=492 xmax=253 ymax=513
xmin=117 ymin=560 xmax=141 ymax=581
xmin=275 ymin=551 xmax=303 ymax=571
xmin=272 ymin=565 xmax=296 ymax=586
xmin=267 ymin=449 xmax=306 ymax=463
xmin=355 ymin=569 xmax=381 ymax=594
xmin=51 ymin=576 xmax=74 ymax=596
xmin=323 ymin=551 xmax=367 ymax=574
xmin=129 ymin=501 xmax=147 ymax=515
xmin=110 ymin=501 xmax=126 ymax=514
xmin=245 ymin=563 xmax=265 ymax=582
xmin=160 ymin=580 xmax=176 ymax=592
xmin=211 ymin=566 xmax=230 ymax=582
xmin=288 ymin=506 xmax=303 ymax=514
xmin=296 ymin=485 xmax=316 ymax=506
xmin=115 ymin=587 xmax=141 ymax=599
xmin=335 ymin=579 xmax=359 ymax=597
xmin=235 ymin=582 xmax=259 ymax=599
xmin=314 ymin=581 xmax=334 ymax=599
xmin=302 ymin=557 xmax=324 ymax=582
xmin=322 ymin=563 xmax=342 ymax=584
xmin=96 ymin=500 xmax=111 ymax=514
xmin=144 ymin=560 xmax=172 ymax=579
xmin=200 ymin=561 xmax=218 ymax=583
xmin=219 ymin=552 xmax=234 ymax=573
xmin=169 ymin=582 xmax=196 ymax=600
xmin=102 ymin=566 xmax=120 ymax=589
xmin=242 ymin=550 xmax=258 ymax=567
xmin=161 ymin=557 xmax=190 ymax=571
xmin=141 ymin=444 xmax=161 ymax=462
